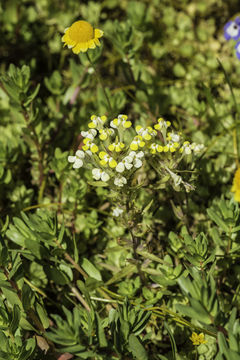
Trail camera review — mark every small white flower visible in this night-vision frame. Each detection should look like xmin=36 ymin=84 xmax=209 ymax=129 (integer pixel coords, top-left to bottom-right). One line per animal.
xmin=114 ymin=176 xmax=127 ymax=187
xmin=88 ymin=67 xmax=95 ymax=74
xmin=68 ymin=150 xmax=85 ymax=169
xmin=180 ymin=141 xmax=201 ymax=155
xmin=135 ymin=125 xmax=157 ymax=140
xmin=134 ymin=158 xmax=143 ymax=168
xmin=81 ymin=129 xmax=97 ymax=140
xmin=101 ymin=172 xmax=110 ymax=182
xmin=116 ymin=162 xmax=125 ymax=173
xmin=112 ymin=207 xmax=124 ymax=217
xmin=129 ymin=151 xmax=144 ymax=159
xmin=154 ymin=118 xmax=171 ymax=131
xmin=192 ymin=143 xmax=204 ymax=153
xmin=167 ymin=132 xmax=181 ymax=143
xmin=180 ymin=141 xmax=192 ymax=155
xmin=115 ymin=156 xmax=133 ymax=173
xmin=92 ymin=168 xmax=101 ymax=180
xmin=110 ymin=114 xmax=132 ymax=129
xmin=88 ymin=115 xmax=107 ymax=130
xmin=92 ymin=168 xmax=110 ymax=182
xmin=185 ymin=146 xmax=192 ymax=155
xmin=124 ymin=155 xmax=134 ymax=163
xmin=128 ymin=151 xmax=144 ymax=168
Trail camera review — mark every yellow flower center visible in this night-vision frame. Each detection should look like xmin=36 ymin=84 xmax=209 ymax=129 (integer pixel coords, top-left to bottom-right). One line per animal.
xmin=68 ymin=21 xmax=94 ymax=43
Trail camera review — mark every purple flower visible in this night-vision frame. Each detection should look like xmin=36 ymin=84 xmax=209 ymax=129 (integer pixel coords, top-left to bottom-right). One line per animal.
xmin=224 ymin=17 xmax=240 ymax=40
xmin=235 ymin=41 xmax=240 ymax=59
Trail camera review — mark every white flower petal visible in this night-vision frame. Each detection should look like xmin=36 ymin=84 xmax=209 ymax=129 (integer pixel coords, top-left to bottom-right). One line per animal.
xmin=68 ymin=156 xmax=76 ymax=163
xmin=76 ymin=150 xmax=85 ymax=158
xmin=112 ymin=207 xmax=124 ymax=217
xmin=129 ymin=151 xmax=136 ymax=158
xmin=125 ymin=163 xmax=133 ymax=170
xmin=92 ymin=168 xmax=101 ymax=180
xmin=136 ymin=151 xmax=144 ymax=158
xmin=227 ymin=22 xmax=239 ymax=37
xmin=73 ymin=158 xmax=83 ymax=168
xmin=134 ymin=159 xmax=142 ymax=168
xmin=116 ymin=162 xmax=125 ymax=173
xmin=101 ymin=172 xmax=110 ymax=182
xmin=81 ymin=131 xmax=88 ymax=138
xmin=124 ymin=156 xmax=133 ymax=163
xmin=110 ymin=121 xmax=117 ymax=129
xmin=91 ymin=129 xmax=97 ymax=137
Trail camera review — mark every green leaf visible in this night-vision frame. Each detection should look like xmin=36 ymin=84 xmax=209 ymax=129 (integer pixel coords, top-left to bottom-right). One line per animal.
xmin=19 ymin=317 xmax=38 ymax=332
xmin=23 ymin=83 xmax=40 ymax=107
xmin=106 ymin=264 xmax=137 ymax=285
xmin=132 ymin=310 xmax=151 ymax=335
xmin=6 ymin=225 xmax=25 ymax=247
xmin=22 ymin=284 xmax=35 ymax=311
xmin=129 ymin=334 xmax=148 ymax=360
xmin=9 ymin=304 xmax=21 ymax=334
xmin=175 ymin=302 xmax=211 ymax=324
xmin=81 ymin=258 xmax=102 ymax=281
xmin=1 ymin=287 xmax=22 ymax=307
xmin=164 ymin=321 xmax=177 ymax=359
xmin=58 ymin=222 xmax=65 ymax=244
xmin=96 ymin=313 xmax=107 ymax=348
xmin=44 ymin=266 xmax=69 ymax=285
xmin=36 ymin=302 xmax=50 ymax=329
xmin=77 ymin=281 xmax=92 ymax=309
xmin=217 ymin=332 xmax=229 ymax=356
xmin=142 ymin=199 xmax=154 ymax=214
xmin=207 ymin=209 xmax=229 ymax=233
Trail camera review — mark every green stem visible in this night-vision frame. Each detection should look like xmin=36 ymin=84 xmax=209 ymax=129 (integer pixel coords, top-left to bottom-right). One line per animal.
xmin=126 ymin=198 xmax=147 ymax=286
xmin=86 ymin=53 xmax=113 ymax=115
xmin=22 ymin=108 xmax=46 ymax=201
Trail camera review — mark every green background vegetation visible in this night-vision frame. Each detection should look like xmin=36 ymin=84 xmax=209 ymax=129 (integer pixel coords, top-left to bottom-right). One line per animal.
xmin=1 ymin=0 xmax=240 ymax=359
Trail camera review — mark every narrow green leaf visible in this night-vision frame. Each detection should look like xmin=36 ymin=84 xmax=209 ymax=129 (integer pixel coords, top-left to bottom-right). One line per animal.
xmin=58 ymin=222 xmax=65 ymax=244
xmin=176 ymin=302 xmax=211 ymax=324
xmin=1 ymin=287 xmax=22 ymax=307
xmin=164 ymin=321 xmax=177 ymax=360
xmin=207 ymin=209 xmax=229 ymax=233
xmin=81 ymin=258 xmax=102 ymax=281
xmin=142 ymin=199 xmax=154 ymax=214
xmin=217 ymin=332 xmax=229 ymax=355
xmin=36 ymin=302 xmax=50 ymax=329
xmin=96 ymin=313 xmax=107 ymax=348
xmin=105 ymin=264 xmax=136 ymax=285
xmin=22 ymin=284 xmax=35 ymax=311
xmin=129 ymin=334 xmax=148 ymax=360
xmin=23 ymin=83 xmax=40 ymax=107
xmin=44 ymin=266 xmax=68 ymax=285
xmin=9 ymin=304 xmax=21 ymax=334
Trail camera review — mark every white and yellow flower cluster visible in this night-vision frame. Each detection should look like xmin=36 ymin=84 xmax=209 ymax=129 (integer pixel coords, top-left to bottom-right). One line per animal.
xmin=68 ymin=114 xmax=204 ymax=188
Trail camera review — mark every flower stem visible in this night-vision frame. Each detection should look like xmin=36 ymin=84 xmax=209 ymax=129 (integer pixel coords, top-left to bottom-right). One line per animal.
xmin=86 ymin=53 xmax=113 ymax=115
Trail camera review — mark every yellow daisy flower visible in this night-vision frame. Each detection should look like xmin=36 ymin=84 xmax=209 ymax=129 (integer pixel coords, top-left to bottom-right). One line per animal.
xmin=190 ymin=332 xmax=207 ymax=346
xmin=62 ymin=20 xmax=103 ymax=54
xmin=232 ymin=168 xmax=240 ymax=202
